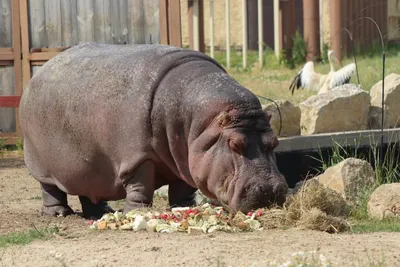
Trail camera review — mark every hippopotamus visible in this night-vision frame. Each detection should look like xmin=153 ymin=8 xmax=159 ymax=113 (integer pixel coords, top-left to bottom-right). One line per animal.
xmin=19 ymin=42 xmax=288 ymax=219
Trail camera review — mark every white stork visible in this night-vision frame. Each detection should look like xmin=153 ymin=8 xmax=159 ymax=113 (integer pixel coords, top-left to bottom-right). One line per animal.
xmin=289 ymin=50 xmax=357 ymax=95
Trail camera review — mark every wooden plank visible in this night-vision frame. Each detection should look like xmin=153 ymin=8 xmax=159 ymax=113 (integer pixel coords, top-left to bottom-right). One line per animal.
xmin=44 ymin=0 xmax=62 ymax=47
xmin=102 ymin=0 xmax=112 ymax=43
xmin=70 ymin=0 xmax=78 ymax=45
xmin=129 ymin=0 xmax=145 ymax=44
xmin=109 ymin=0 xmax=120 ymax=43
xmin=0 ymin=0 xmax=13 ymax=47
xmin=93 ymin=0 xmax=106 ymax=43
xmin=61 ymin=0 xmax=74 ymax=46
xmin=0 ymin=61 xmax=13 ymax=66
xmin=0 ymin=132 xmax=18 ymax=145
xmin=12 ymin=0 xmax=22 ymax=138
xmin=20 ymin=0 xmax=31 ymax=88
xmin=28 ymin=0 xmax=46 ymax=49
xmin=30 ymin=61 xmax=47 ymax=66
xmin=0 ymin=48 xmax=13 ymax=52
xmin=77 ymin=0 xmax=94 ymax=42
xmin=28 ymin=52 xmax=61 ymax=61
xmin=0 ymin=52 xmax=14 ymax=60
xmin=119 ymin=0 xmax=128 ymax=44
xmin=159 ymin=0 xmax=169 ymax=45
xmin=168 ymin=0 xmax=182 ymax=47
xmin=0 ymin=95 xmax=20 ymax=107
xmin=143 ymin=0 xmax=159 ymax=44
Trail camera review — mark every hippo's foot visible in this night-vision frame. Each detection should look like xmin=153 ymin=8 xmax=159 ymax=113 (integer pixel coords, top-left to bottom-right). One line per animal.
xmin=40 ymin=183 xmax=75 ymax=217
xmin=168 ymin=179 xmax=197 ymax=208
xmin=122 ymin=159 xmax=155 ymax=214
xmin=79 ymin=196 xmax=115 ymax=219
xmin=41 ymin=205 xmax=74 ymax=217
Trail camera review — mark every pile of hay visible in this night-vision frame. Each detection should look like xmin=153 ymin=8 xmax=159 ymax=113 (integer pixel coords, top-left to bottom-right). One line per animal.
xmin=257 ymin=179 xmax=351 ymax=233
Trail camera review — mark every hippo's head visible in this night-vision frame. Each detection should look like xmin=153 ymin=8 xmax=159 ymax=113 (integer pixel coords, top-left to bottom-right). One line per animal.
xmin=189 ymin=106 xmax=288 ymax=214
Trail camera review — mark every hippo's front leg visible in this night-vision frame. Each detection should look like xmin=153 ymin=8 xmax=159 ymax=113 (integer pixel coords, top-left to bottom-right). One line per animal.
xmin=123 ymin=160 xmax=156 ymax=213
xmin=78 ymin=196 xmax=115 ymax=219
xmin=168 ymin=179 xmax=197 ymax=208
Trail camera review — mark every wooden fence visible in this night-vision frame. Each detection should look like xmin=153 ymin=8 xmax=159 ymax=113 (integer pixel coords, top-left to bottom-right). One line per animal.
xmin=0 ymin=0 xmax=166 ymax=145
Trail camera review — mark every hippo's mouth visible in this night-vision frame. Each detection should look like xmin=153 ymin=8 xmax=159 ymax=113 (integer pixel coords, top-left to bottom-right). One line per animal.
xmin=216 ymin=173 xmax=238 ymax=213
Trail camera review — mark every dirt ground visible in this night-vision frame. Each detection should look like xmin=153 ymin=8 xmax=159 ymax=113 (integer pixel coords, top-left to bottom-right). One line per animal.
xmin=1 ymin=154 xmax=400 ymax=267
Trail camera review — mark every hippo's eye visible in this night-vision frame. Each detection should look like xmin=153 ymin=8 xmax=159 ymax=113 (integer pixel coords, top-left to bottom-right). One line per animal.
xmin=228 ymin=138 xmax=245 ymax=154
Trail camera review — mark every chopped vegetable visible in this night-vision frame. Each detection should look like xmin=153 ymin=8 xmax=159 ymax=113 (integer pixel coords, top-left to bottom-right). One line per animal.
xmin=90 ymin=203 xmax=266 ymax=234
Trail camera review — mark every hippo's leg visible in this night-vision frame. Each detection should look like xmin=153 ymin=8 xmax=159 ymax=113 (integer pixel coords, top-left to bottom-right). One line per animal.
xmin=78 ymin=196 xmax=115 ymax=219
xmin=123 ymin=160 xmax=156 ymax=213
xmin=168 ymin=179 xmax=197 ymax=208
xmin=40 ymin=183 xmax=74 ymax=217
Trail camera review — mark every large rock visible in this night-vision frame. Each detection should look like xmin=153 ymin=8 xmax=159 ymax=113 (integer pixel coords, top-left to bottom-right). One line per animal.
xmin=299 ymin=84 xmax=370 ymax=135
xmin=368 ymin=183 xmax=400 ymax=220
xmin=369 ymin=73 xmax=400 ymax=129
xmin=314 ymin=158 xmax=376 ymax=205
xmin=262 ymin=100 xmax=301 ymax=137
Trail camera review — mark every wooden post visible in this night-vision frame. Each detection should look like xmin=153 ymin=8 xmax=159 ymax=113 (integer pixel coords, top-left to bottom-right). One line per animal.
xmin=303 ymin=0 xmax=320 ymax=61
xmin=281 ymin=0 xmax=295 ymax=61
xmin=242 ymin=0 xmax=247 ymax=68
xmin=198 ymin=0 xmax=205 ymax=52
xmin=225 ymin=0 xmax=230 ymax=69
xmin=159 ymin=0 xmax=169 ymax=45
xmin=258 ymin=0 xmax=263 ymax=68
xmin=12 ymin=0 xmax=22 ymax=139
xmin=330 ymin=0 xmax=341 ymax=60
xmin=19 ymin=0 xmax=31 ymax=88
xmin=273 ymin=0 xmax=280 ymax=58
xmin=209 ymin=0 xmax=215 ymax=58
xmin=190 ymin=0 xmax=204 ymax=52
xmin=168 ymin=0 xmax=182 ymax=47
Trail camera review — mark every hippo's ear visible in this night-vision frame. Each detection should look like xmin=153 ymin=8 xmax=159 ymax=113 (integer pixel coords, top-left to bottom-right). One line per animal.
xmin=229 ymin=138 xmax=245 ymax=155
xmin=216 ymin=111 xmax=231 ymax=127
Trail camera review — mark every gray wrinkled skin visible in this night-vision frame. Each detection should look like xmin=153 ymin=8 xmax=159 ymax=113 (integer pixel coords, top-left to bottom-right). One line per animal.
xmin=19 ymin=43 xmax=288 ymax=218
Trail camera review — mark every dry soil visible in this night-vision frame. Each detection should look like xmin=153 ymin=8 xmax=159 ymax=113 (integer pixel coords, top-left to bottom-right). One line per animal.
xmin=1 ymin=154 xmax=400 ymax=267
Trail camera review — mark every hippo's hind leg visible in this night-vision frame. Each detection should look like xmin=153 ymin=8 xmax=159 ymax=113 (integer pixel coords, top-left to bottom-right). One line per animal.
xmin=78 ymin=196 xmax=115 ymax=219
xmin=40 ymin=183 xmax=75 ymax=216
xmin=24 ymin=139 xmax=74 ymax=217
xmin=168 ymin=179 xmax=197 ymax=208
xmin=122 ymin=159 xmax=156 ymax=213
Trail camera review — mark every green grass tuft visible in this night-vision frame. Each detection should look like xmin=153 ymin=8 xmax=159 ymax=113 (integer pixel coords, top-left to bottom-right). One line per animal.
xmin=351 ymin=218 xmax=400 ymax=234
xmin=0 ymin=226 xmax=59 ymax=248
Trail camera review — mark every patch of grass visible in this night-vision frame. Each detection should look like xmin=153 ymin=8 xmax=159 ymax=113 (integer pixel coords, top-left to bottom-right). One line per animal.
xmin=351 ymin=218 xmax=400 ymax=234
xmin=0 ymin=226 xmax=59 ymax=248
xmin=204 ymin=42 xmax=400 ymax=105
xmin=0 ymin=138 xmax=6 ymax=151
